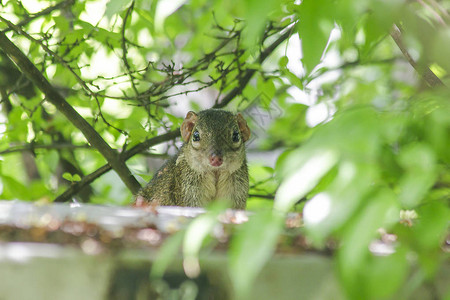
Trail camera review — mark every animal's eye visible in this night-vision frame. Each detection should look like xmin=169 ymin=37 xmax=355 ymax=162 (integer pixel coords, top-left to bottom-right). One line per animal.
xmin=192 ymin=130 xmax=200 ymax=142
xmin=232 ymin=130 xmax=240 ymax=143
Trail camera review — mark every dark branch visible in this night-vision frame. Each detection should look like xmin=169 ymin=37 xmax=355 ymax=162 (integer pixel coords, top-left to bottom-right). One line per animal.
xmin=0 ymin=15 xmax=126 ymax=135
xmin=54 ymin=129 xmax=180 ymax=202
xmin=214 ymin=26 xmax=293 ymax=108
xmin=0 ymin=31 xmax=141 ymax=194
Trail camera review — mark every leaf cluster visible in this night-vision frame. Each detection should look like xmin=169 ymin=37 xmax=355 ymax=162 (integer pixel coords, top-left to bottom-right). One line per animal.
xmin=0 ymin=0 xmax=449 ymax=299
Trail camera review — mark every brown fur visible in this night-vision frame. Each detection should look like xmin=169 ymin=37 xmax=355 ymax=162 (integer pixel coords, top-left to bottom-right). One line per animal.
xmin=137 ymin=109 xmax=250 ymax=209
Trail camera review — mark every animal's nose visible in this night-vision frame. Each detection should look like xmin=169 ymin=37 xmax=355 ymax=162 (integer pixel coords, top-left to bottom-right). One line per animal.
xmin=209 ymin=152 xmax=223 ymax=167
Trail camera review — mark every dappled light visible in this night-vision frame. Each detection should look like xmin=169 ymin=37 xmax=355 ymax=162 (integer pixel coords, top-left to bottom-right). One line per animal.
xmin=303 ymin=193 xmax=331 ymax=226
xmin=0 ymin=0 xmax=449 ymax=299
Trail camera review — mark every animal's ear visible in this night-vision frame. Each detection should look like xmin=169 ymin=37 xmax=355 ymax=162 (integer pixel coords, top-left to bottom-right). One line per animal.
xmin=236 ymin=113 xmax=251 ymax=142
xmin=181 ymin=111 xmax=198 ymax=142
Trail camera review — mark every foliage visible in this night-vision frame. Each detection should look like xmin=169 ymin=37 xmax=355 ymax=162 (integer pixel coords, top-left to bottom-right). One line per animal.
xmin=0 ymin=0 xmax=449 ymax=299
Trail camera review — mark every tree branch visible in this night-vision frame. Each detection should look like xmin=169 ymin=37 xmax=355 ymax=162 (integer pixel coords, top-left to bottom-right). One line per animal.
xmin=0 ymin=32 xmax=141 ymax=194
xmin=1 ymin=0 xmax=75 ymax=33
xmin=390 ymin=24 xmax=445 ymax=88
xmin=214 ymin=26 xmax=293 ymax=108
xmin=121 ymin=2 xmax=140 ymax=97
xmin=54 ymin=129 xmax=180 ymax=202
xmin=54 ymin=24 xmax=293 ymax=202
xmin=0 ymin=15 xmax=126 ymax=135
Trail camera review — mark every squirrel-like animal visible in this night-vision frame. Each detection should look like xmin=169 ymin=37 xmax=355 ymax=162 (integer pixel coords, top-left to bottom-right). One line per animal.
xmin=136 ymin=109 xmax=251 ymax=209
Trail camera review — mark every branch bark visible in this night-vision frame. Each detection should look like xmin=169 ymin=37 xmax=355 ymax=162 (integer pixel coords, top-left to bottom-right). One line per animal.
xmin=0 ymin=32 xmax=141 ymax=194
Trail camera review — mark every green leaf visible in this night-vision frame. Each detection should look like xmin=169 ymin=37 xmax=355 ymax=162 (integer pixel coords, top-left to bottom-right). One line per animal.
xmin=155 ymin=0 xmax=189 ymax=31
xmin=397 ymin=144 xmax=437 ymax=208
xmin=229 ymin=211 xmax=283 ymax=300
xmin=105 ymin=0 xmax=133 ymax=19
xmin=282 ymin=68 xmax=304 ymax=90
xmin=135 ymin=7 xmax=154 ymax=25
xmin=364 ymin=247 xmax=409 ymax=299
xmin=39 ymin=150 xmax=60 ymax=175
xmin=431 ymin=28 xmax=450 ymax=74
xmin=1 ymin=175 xmax=30 ymax=200
xmin=241 ymin=0 xmax=280 ymax=48
xmin=256 ymin=76 xmax=276 ymax=100
xmin=278 ymin=56 xmax=288 ymax=68
xmin=62 ymin=172 xmax=73 ymax=181
xmin=54 ymin=15 xmax=70 ymax=36
xmin=274 ymin=149 xmax=338 ymax=213
xmin=361 ymin=0 xmax=404 ymax=58
xmin=296 ymin=0 xmax=335 ymax=74
xmin=150 ymin=230 xmax=185 ymax=278
xmin=182 ymin=202 xmax=227 ymax=277
xmin=165 ymin=113 xmax=182 ymax=128
xmin=413 ymin=201 xmax=449 ymax=253
xmin=338 ymin=188 xmax=397 ymax=299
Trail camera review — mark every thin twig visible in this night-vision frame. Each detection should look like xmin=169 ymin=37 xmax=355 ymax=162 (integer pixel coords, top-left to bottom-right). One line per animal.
xmin=215 ymin=26 xmax=293 ymax=108
xmin=390 ymin=24 xmax=444 ymax=88
xmin=0 ymin=31 xmax=141 ymax=194
xmin=121 ymin=1 xmax=140 ymax=97
xmin=54 ymin=25 xmax=293 ymax=201
xmin=0 ymin=15 xmax=126 ymax=134
xmin=1 ymin=0 xmax=75 ymax=33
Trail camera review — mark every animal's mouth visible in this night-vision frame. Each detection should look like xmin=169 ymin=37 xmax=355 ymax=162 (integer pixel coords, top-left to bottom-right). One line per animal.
xmin=208 ymin=162 xmax=224 ymax=169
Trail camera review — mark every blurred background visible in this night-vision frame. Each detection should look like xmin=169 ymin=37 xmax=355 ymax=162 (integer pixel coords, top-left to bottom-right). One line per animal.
xmin=0 ymin=0 xmax=449 ymax=299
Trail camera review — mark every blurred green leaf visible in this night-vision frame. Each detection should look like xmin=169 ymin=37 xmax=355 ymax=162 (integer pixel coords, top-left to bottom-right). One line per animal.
xmin=303 ymin=163 xmax=382 ymax=245
xmin=1 ymin=1 xmax=449 ymax=299
xmin=241 ymin=0 xmax=280 ymax=48
xmin=278 ymin=56 xmax=288 ymax=68
xmin=275 ymin=149 xmax=338 ymax=213
xmin=182 ymin=202 xmax=226 ymax=278
xmin=398 ymin=144 xmax=437 ymax=208
xmin=363 ymin=247 xmax=409 ymax=299
xmin=150 ymin=230 xmax=185 ymax=279
xmin=105 ymin=0 xmax=132 ymax=19
xmin=1 ymin=175 xmax=30 ymax=200
xmin=338 ymin=188 xmax=397 ymax=299
xmin=54 ymin=15 xmax=70 ymax=36
xmin=282 ymin=68 xmax=304 ymax=90
xmin=155 ymin=0 xmax=189 ymax=31
xmin=229 ymin=211 xmax=284 ymax=300
xmin=262 ymin=103 xmax=309 ymax=149
xmin=361 ymin=0 xmax=403 ymax=57
xmin=296 ymin=0 xmax=335 ymax=73
xmin=413 ymin=201 xmax=449 ymax=254
xmin=431 ymin=28 xmax=450 ymax=74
